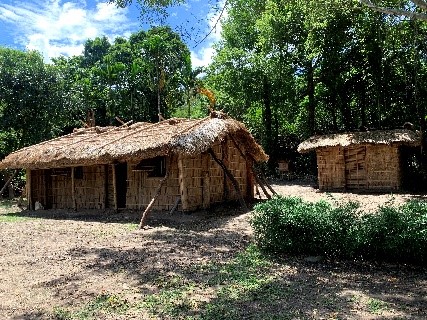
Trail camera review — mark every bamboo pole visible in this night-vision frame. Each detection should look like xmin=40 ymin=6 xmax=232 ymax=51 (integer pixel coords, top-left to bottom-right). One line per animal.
xmin=112 ymin=164 xmax=118 ymax=211
xmin=0 ymin=169 xmax=17 ymax=197
xmin=169 ymin=196 xmax=181 ymax=214
xmin=208 ymin=148 xmax=248 ymax=212
xmin=177 ymin=154 xmax=189 ymax=211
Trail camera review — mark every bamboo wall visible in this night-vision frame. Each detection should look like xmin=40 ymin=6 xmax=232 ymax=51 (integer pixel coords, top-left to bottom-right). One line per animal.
xmin=28 ymin=137 xmax=252 ymax=212
xmin=30 ymin=165 xmax=110 ymax=210
xmin=126 ymin=157 xmax=181 ymax=211
xmin=74 ymin=165 xmax=108 ymax=209
xmin=316 ymin=147 xmax=346 ymax=190
xmin=316 ymin=145 xmax=401 ymax=191
xmin=365 ymin=145 xmax=400 ymax=190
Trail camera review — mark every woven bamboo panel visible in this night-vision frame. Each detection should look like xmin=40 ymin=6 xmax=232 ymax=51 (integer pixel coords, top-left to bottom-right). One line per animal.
xmin=74 ymin=165 xmax=107 ymax=209
xmin=209 ymin=142 xmax=224 ymax=204
xmin=344 ymin=146 xmax=367 ymax=190
xmin=225 ymin=139 xmax=247 ymax=200
xmin=127 ymin=156 xmax=181 ymax=210
xmin=365 ymin=145 xmax=400 ymax=190
xmin=317 ymin=147 xmax=346 ymax=190
xmin=50 ymin=173 xmax=73 ymax=209
xmin=31 ymin=169 xmax=48 ymax=207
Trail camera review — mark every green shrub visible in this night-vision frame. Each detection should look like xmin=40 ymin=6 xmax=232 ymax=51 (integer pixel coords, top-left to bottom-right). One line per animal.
xmin=251 ymin=196 xmax=360 ymax=257
xmin=358 ymin=200 xmax=427 ymax=263
xmin=251 ymin=197 xmax=427 ymax=264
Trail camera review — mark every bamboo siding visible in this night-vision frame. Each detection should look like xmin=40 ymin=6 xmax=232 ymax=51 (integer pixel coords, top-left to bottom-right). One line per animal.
xmin=127 ymin=157 xmax=181 ymax=211
xmin=316 ymin=147 xmax=346 ymax=190
xmin=365 ymin=145 xmax=400 ymax=190
xmin=28 ymin=137 xmax=253 ymax=212
xmin=316 ymin=145 xmax=402 ymax=191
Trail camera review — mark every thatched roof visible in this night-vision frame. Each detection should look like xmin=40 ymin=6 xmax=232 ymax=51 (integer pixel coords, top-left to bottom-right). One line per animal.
xmin=298 ymin=129 xmax=421 ymax=153
xmin=0 ymin=116 xmax=268 ymax=170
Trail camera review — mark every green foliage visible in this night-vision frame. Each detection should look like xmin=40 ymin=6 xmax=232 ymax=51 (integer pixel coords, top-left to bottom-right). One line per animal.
xmin=251 ymin=196 xmax=360 ymax=257
xmin=251 ymin=196 xmax=427 ymax=264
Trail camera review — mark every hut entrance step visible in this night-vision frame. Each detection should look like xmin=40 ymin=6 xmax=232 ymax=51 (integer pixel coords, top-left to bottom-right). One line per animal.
xmin=344 ymin=146 xmax=366 ymax=190
xmin=115 ymin=163 xmax=128 ymax=208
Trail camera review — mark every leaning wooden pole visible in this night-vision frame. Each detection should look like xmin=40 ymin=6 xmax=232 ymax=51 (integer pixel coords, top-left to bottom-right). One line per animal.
xmin=208 ymin=148 xmax=249 ymax=212
xmin=0 ymin=169 xmax=17 ymax=197
xmin=139 ymin=171 xmax=170 ymax=229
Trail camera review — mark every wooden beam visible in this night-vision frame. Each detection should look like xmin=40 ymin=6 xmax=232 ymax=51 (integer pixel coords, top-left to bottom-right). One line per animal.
xmin=208 ymin=148 xmax=248 ymax=212
xmin=177 ymin=154 xmax=189 ymax=211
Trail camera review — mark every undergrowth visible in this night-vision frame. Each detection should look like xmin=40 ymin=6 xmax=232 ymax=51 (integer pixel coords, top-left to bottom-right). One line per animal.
xmin=251 ymin=196 xmax=427 ymax=264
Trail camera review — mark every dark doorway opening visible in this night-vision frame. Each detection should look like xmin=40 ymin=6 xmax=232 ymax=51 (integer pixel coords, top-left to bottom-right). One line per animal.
xmin=115 ymin=163 xmax=128 ymax=208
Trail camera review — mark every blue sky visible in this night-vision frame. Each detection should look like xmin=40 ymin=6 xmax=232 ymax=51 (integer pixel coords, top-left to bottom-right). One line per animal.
xmin=0 ymin=0 xmax=225 ymax=68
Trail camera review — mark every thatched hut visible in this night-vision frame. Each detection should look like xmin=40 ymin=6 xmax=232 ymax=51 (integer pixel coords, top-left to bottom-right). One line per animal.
xmin=298 ymin=129 xmax=421 ymax=191
xmin=0 ymin=115 xmax=268 ymax=211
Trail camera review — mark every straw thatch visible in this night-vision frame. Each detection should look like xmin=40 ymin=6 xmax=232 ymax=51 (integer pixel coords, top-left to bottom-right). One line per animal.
xmin=0 ymin=116 xmax=268 ymax=170
xmin=298 ymin=129 xmax=421 ymax=153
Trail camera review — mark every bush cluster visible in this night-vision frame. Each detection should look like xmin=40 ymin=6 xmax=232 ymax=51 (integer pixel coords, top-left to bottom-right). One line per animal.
xmin=251 ymin=196 xmax=427 ymax=264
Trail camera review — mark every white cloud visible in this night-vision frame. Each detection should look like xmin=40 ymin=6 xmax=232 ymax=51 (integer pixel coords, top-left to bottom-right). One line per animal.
xmin=190 ymin=0 xmax=227 ymax=68
xmin=0 ymin=0 xmax=138 ymax=62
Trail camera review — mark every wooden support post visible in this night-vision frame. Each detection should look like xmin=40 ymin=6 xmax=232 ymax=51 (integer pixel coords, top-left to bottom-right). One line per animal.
xmin=139 ymin=166 xmax=171 ymax=229
xmin=177 ymin=154 xmax=189 ymax=211
xmin=208 ymin=148 xmax=248 ymax=212
xmin=71 ymin=167 xmax=77 ymax=211
xmin=112 ymin=164 xmax=118 ymax=212
xmin=0 ymin=169 xmax=17 ymax=197
xmin=26 ymin=169 xmax=32 ymax=210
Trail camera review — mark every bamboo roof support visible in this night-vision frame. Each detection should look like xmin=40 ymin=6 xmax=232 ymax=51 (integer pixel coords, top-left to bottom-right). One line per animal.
xmin=178 ymin=154 xmax=189 ymax=211
xmin=229 ymin=135 xmax=277 ymax=198
xmin=207 ymin=148 xmax=248 ymax=212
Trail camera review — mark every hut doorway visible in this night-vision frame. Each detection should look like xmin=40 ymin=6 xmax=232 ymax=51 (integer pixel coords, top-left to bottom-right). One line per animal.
xmin=344 ymin=146 xmax=367 ymax=189
xmin=115 ymin=163 xmax=128 ymax=208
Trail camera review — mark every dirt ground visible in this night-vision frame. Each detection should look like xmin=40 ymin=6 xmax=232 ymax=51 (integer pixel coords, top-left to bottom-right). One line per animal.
xmin=0 ymin=180 xmax=426 ymax=319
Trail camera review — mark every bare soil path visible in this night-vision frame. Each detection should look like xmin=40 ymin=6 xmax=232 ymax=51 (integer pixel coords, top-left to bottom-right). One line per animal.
xmin=0 ymin=181 xmax=426 ymax=319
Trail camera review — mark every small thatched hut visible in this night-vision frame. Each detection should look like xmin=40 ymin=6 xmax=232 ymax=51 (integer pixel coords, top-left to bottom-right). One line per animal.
xmin=298 ymin=129 xmax=421 ymax=191
xmin=0 ymin=115 xmax=268 ymax=211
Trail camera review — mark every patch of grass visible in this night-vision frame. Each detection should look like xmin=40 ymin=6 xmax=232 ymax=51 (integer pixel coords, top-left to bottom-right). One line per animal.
xmin=52 ymin=292 xmax=130 ymax=320
xmin=367 ymin=298 xmax=389 ymax=314
xmin=136 ymin=245 xmax=291 ymax=320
